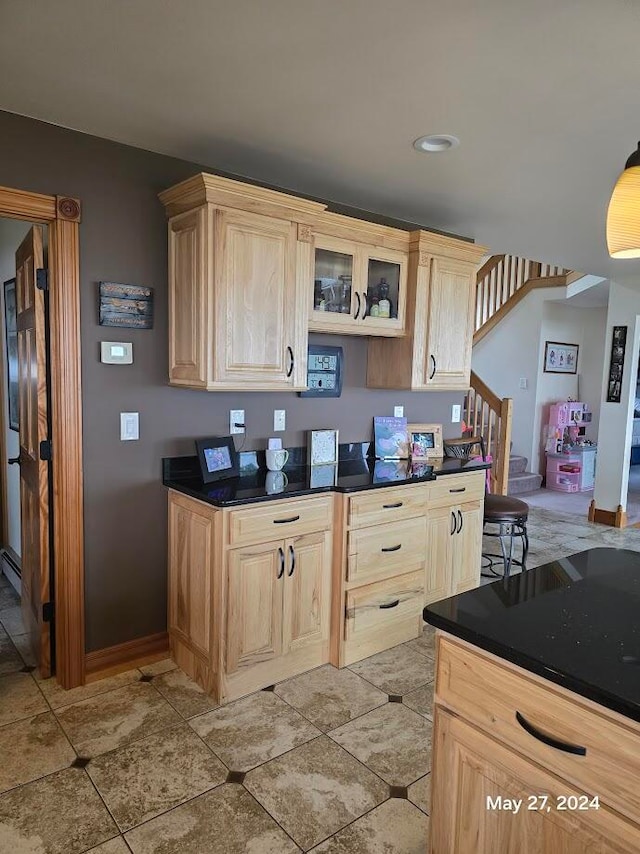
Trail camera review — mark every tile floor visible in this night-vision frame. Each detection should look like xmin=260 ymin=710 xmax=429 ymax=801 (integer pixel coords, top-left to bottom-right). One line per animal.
xmin=0 ymin=506 xmax=635 ymax=853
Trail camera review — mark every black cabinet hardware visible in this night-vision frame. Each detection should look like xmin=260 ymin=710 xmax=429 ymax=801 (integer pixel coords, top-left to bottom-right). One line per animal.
xmin=273 ymin=515 xmax=300 ymax=524
xmin=379 ymin=599 xmax=400 ymax=610
xmin=288 ymin=544 xmax=295 ymax=577
xmin=515 ymin=711 xmax=586 ymax=756
xmin=450 ymin=511 xmax=456 ymax=535
xmin=381 ymin=544 xmax=402 ymax=553
xmin=457 ymin=510 xmax=463 ymax=533
xmin=277 ymin=547 xmax=285 ymax=579
xmin=7 ymin=456 xmax=20 ymax=465
xmin=429 ymin=354 xmax=436 ymax=379
xmin=449 ymin=487 xmax=466 ymax=493
xmin=383 ymin=501 xmax=403 ymax=509
xmin=354 ymin=291 xmax=361 ymax=320
xmin=286 ymin=346 xmax=294 ymax=377
xmin=361 ymin=292 xmax=367 ymax=319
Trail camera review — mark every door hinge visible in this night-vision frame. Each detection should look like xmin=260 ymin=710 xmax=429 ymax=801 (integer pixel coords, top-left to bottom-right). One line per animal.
xmin=39 ymin=439 xmax=52 ymax=461
xmin=36 ymin=268 xmax=49 ymax=291
xmin=42 ymin=601 xmax=54 ymax=623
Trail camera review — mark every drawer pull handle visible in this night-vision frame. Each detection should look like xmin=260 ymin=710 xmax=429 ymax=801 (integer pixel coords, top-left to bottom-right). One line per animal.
xmin=381 ymin=544 xmax=402 ymax=553
xmin=383 ymin=501 xmax=403 ymax=509
xmin=379 ymin=599 xmax=400 ymax=610
xmin=273 ymin=515 xmax=300 ymax=524
xmin=277 ymin=547 xmax=285 ymax=579
xmin=449 ymin=487 xmax=466 ymax=493
xmin=515 ymin=712 xmax=586 ymax=756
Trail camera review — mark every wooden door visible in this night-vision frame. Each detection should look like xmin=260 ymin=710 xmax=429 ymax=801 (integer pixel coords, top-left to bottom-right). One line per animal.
xmin=214 ymin=209 xmax=300 ymax=388
xmin=451 ymin=500 xmax=483 ymax=595
xmin=425 ymin=505 xmax=455 ymax=604
xmin=282 ymin=530 xmax=331 ymax=654
xmin=430 ymin=709 xmax=639 ymax=853
xmin=424 ymin=257 xmax=475 ymax=390
xmin=15 ymin=226 xmax=51 ymax=676
xmin=225 ymin=541 xmax=284 ymax=674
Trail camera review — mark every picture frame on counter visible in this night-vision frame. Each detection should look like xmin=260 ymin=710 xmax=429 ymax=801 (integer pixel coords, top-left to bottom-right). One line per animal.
xmin=195 ymin=435 xmax=239 ymax=483
xmin=408 ymin=422 xmax=443 ymax=460
xmin=308 ymin=429 xmax=339 ymax=466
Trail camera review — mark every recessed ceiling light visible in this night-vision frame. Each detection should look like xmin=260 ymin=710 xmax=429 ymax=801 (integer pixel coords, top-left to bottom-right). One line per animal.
xmin=413 ymin=134 xmax=460 ymax=153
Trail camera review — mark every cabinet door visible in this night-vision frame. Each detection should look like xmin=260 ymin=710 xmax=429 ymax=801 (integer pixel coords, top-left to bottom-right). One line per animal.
xmin=430 ymin=709 xmax=639 ymax=854
xmin=425 ymin=505 xmax=455 ymax=605
xmin=424 ymin=256 xmax=476 ymax=390
xmin=451 ymin=500 xmax=483 ymax=595
xmin=283 ymin=530 xmax=332 ymax=655
xmin=361 ymin=246 xmax=408 ymax=335
xmin=226 ymin=541 xmax=284 ymax=674
xmin=214 ymin=209 xmax=301 ymax=388
xmin=310 ymin=234 xmax=360 ymax=331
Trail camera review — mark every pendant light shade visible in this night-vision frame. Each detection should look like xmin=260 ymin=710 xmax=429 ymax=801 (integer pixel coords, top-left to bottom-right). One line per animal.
xmin=607 ymin=142 xmax=640 ymax=258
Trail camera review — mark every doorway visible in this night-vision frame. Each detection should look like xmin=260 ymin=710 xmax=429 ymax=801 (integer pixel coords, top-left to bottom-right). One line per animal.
xmin=0 ymin=186 xmax=84 ymax=689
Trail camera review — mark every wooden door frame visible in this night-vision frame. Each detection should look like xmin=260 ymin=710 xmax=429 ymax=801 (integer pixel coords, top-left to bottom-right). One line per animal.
xmin=0 ymin=186 xmax=84 ymax=689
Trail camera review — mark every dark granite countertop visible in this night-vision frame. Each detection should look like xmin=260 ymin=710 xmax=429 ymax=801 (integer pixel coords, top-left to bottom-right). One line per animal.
xmin=424 ymin=548 xmax=640 ymax=722
xmin=163 ymin=454 xmax=490 ymax=508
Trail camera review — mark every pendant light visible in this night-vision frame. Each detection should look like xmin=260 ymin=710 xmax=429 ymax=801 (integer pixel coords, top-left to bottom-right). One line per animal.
xmin=607 ymin=141 xmax=640 ymax=258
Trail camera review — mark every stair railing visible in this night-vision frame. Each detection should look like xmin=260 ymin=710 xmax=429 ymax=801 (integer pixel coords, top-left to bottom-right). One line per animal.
xmin=465 ymin=372 xmax=513 ymax=495
xmin=475 ymin=255 xmax=574 ymax=345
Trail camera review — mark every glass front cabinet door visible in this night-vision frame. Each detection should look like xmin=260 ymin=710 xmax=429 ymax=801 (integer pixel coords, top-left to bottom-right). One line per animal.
xmin=309 ymin=235 xmax=407 ymax=337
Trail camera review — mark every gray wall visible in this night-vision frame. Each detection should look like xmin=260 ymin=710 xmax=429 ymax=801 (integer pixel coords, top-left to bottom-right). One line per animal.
xmin=0 ymin=111 xmax=465 ymax=652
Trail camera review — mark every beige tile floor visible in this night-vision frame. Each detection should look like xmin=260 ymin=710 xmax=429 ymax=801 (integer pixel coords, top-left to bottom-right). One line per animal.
xmin=0 ymin=506 xmax=632 ymax=853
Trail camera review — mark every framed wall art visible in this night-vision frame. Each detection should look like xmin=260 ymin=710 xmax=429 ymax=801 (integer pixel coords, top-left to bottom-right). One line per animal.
xmin=99 ymin=282 xmax=154 ymax=328
xmin=408 ymin=423 xmax=443 ymax=460
xmin=3 ymin=278 xmax=18 ymax=431
xmin=308 ymin=429 xmax=339 ymax=466
xmin=543 ymin=341 xmax=579 ymax=374
xmin=606 ymin=325 xmax=627 ymax=403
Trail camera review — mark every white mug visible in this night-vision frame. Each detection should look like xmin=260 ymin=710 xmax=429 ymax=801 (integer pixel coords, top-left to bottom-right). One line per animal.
xmin=266 ymin=448 xmax=289 ymax=472
xmin=265 ymin=470 xmax=288 ymax=494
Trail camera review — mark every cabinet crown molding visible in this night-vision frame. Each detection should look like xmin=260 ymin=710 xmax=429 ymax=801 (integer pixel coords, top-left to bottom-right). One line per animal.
xmin=409 ymin=230 xmax=488 ymax=265
xmin=159 ymin=172 xmax=327 ymax=223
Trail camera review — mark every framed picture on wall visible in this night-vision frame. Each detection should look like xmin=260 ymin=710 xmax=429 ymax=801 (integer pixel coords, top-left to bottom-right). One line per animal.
xmin=3 ymin=278 xmax=18 ymax=432
xmin=606 ymin=325 xmax=627 ymax=403
xmin=543 ymin=341 xmax=579 ymax=374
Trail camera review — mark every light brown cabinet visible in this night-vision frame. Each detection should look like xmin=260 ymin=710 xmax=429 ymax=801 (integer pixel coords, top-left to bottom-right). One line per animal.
xmin=309 ymin=216 xmax=409 ymax=337
xmin=367 ymin=232 xmax=487 ymax=390
xmin=160 ymin=173 xmax=325 ymax=391
xmin=430 ymin=636 xmax=640 ymax=853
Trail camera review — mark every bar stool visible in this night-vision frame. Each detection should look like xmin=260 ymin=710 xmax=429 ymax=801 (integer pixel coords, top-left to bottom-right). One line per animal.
xmin=442 ymin=434 xmax=529 ymax=578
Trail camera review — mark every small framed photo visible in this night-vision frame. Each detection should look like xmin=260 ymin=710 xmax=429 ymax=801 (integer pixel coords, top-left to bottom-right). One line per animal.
xmin=309 ymin=429 xmax=339 ymax=466
xmin=195 ymin=436 xmax=239 ymax=483
xmin=543 ymin=341 xmax=579 ymax=374
xmin=408 ymin=423 xmax=443 ymax=460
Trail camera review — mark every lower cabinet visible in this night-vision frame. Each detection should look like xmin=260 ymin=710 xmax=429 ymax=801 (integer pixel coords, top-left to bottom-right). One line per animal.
xmin=425 ymin=498 xmax=483 ymax=604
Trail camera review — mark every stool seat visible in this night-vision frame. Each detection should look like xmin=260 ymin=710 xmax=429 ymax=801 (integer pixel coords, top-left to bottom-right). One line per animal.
xmin=484 ymin=494 xmax=529 ymax=522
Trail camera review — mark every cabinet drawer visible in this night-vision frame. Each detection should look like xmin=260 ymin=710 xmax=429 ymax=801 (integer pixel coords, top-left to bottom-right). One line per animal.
xmin=428 ymin=471 xmax=485 ymax=508
xmin=436 ymin=636 xmax=640 ymax=824
xmin=226 ymin=496 xmax=333 ymax=546
xmin=348 ymin=485 xmax=427 ymax=529
xmin=345 ymin=571 xmax=424 ymax=641
xmin=347 ymin=517 xmax=426 ymax=584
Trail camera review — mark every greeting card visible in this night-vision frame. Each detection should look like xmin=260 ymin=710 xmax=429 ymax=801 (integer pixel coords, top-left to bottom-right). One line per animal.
xmin=373 ymin=416 xmax=409 ymax=459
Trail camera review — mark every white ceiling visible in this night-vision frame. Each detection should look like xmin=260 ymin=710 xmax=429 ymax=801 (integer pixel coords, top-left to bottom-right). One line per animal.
xmin=2 ymin=0 xmax=640 ymax=280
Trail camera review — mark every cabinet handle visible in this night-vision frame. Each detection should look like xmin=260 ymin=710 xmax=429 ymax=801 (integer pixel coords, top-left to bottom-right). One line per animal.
xmin=287 ymin=544 xmax=295 ymax=577
xmin=450 ymin=511 xmax=456 ymax=535
xmin=361 ymin=291 xmax=367 ymax=319
xmin=273 ymin=515 xmax=300 ymax=524
xmin=429 ymin=354 xmax=436 ymax=379
xmin=286 ymin=346 xmax=294 ymax=378
xmin=354 ymin=291 xmax=361 ymax=320
xmin=277 ymin=547 xmax=285 ymax=579
xmin=457 ymin=510 xmax=463 ymax=533
xmin=383 ymin=501 xmax=403 ymax=509
xmin=515 ymin=712 xmax=586 ymax=756
xmin=7 ymin=456 xmax=20 ymax=465
xmin=381 ymin=544 xmax=402 ymax=553
xmin=379 ymin=599 xmax=400 ymax=610
xmin=449 ymin=487 xmax=466 ymax=493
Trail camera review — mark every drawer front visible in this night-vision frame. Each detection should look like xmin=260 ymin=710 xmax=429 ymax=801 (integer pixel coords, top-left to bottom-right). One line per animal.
xmin=436 ymin=636 xmax=640 ymax=824
xmin=226 ymin=496 xmax=333 ymax=546
xmin=345 ymin=570 xmax=424 ymax=641
xmin=347 ymin=517 xmax=426 ymax=584
xmin=428 ymin=471 xmax=485 ymax=508
xmin=348 ymin=485 xmax=427 ymax=529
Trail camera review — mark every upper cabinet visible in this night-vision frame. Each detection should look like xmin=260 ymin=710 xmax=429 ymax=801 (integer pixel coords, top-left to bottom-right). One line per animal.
xmin=367 ymin=232 xmax=487 ymax=391
xmin=160 ymin=173 xmax=325 ymax=391
xmin=309 ymin=213 xmax=409 ymax=337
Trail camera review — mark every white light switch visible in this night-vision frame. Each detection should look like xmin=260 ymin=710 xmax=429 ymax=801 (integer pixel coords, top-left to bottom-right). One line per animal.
xmin=101 ymin=341 xmax=133 ymax=364
xmin=394 ymin=406 xmax=404 ymax=418
xmin=274 ymin=410 xmax=286 ymax=431
xmin=451 ymin=404 xmax=461 ymax=423
xmin=519 ymin=377 xmax=528 ymax=389
xmin=120 ymin=412 xmax=139 ymax=441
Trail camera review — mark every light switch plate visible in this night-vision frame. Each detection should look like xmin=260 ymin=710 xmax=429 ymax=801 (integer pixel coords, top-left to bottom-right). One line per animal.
xmin=394 ymin=405 xmax=404 ymax=418
xmin=101 ymin=341 xmax=133 ymax=364
xmin=120 ymin=412 xmax=139 ymax=441
xmin=274 ymin=409 xmax=286 ymax=431
xmin=451 ymin=404 xmax=461 ymax=423
xmin=519 ymin=377 xmax=528 ymax=389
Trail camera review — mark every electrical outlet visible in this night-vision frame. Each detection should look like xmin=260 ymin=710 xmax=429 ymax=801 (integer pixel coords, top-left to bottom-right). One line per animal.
xmin=451 ymin=404 xmax=461 ymax=423
xmin=120 ymin=412 xmax=139 ymax=441
xmin=394 ymin=405 xmax=404 ymax=418
xmin=230 ymin=409 xmax=245 ymax=435
xmin=274 ymin=409 xmax=286 ymax=431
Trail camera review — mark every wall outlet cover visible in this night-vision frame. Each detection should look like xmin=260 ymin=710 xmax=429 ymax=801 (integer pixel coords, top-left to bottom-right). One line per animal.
xmin=451 ymin=404 xmax=462 ymax=423
xmin=274 ymin=409 xmax=286 ymax=431
xmin=230 ymin=409 xmax=245 ymax=434
xmin=120 ymin=412 xmax=139 ymax=441
xmin=394 ymin=405 xmax=404 ymax=418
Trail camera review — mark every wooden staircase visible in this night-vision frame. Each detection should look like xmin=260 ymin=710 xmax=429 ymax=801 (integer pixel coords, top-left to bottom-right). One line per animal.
xmin=468 ymin=254 xmax=581 ymax=494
